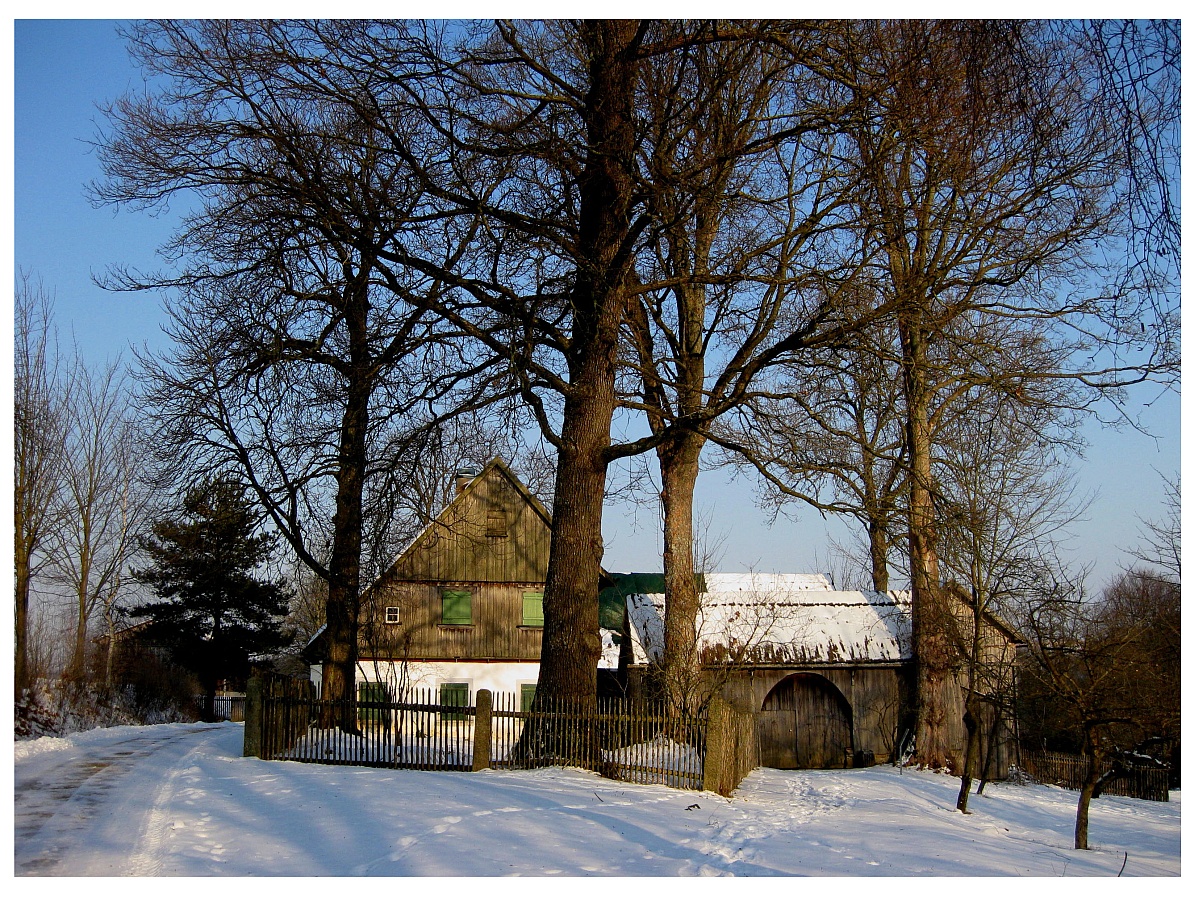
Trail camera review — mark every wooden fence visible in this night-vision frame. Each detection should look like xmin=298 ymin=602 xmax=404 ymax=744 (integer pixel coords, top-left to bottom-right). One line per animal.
xmin=1022 ymin=750 xmax=1170 ymax=802
xmin=246 ymin=677 xmax=753 ymax=795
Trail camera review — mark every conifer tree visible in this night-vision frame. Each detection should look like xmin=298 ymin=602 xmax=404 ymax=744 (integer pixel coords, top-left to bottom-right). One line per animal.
xmin=132 ymin=480 xmax=290 ymax=720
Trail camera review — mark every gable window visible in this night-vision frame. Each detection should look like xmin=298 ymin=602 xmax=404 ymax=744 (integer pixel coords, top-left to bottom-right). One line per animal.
xmin=441 ymin=588 xmax=472 ymax=626
xmin=384 ymin=606 xmax=401 ymax=624
xmin=440 ymin=682 xmax=470 ymax=720
xmin=521 ymin=591 xmax=544 ymax=627
xmin=486 ymin=508 xmax=507 ymax=538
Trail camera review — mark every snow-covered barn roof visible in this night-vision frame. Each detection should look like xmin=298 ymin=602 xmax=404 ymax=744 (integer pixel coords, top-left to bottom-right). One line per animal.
xmin=626 ymin=572 xmax=913 ymax=666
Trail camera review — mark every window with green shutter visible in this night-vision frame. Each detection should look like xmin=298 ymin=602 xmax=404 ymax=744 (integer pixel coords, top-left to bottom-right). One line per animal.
xmin=441 ymin=588 xmax=472 ymax=625
xmin=522 ymin=591 xmax=544 ymax=627
xmin=440 ymin=682 xmax=470 ymax=720
xmin=520 ymin=683 xmax=537 ymax=713
xmin=358 ymin=681 xmax=389 ymax=723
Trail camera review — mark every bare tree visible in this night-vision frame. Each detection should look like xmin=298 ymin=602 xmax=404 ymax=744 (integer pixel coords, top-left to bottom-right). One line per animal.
xmin=14 ymin=272 xmax=69 ymax=697
xmin=1020 ymin=566 xmax=1177 ymax=849
xmin=622 ymin=23 xmax=895 ymax=713
xmin=934 ymin=391 xmax=1087 ymax=812
xmin=717 ymin=292 xmax=908 ymax=592
xmin=48 ymin=353 xmax=149 ymax=682
xmin=94 ymin=21 xmax=505 ymax=718
xmin=817 ymin=20 xmax=1178 ymax=768
xmin=372 ymin=20 xmax=844 ymax=705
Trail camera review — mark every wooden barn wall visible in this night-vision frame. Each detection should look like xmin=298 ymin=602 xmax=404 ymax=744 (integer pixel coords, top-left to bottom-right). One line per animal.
xmin=714 ymin=665 xmax=907 ymax=763
xmin=388 ymin=469 xmax=551 ymax=584
xmin=362 ymin=580 xmax=545 ymax=662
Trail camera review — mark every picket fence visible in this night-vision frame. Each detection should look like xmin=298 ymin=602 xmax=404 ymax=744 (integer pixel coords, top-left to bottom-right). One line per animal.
xmin=244 ymin=677 xmax=754 ymax=794
xmin=1023 ymin=750 xmax=1170 ymax=802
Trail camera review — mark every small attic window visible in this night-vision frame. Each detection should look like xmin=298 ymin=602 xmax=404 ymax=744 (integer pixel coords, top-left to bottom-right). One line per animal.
xmin=486 ymin=508 xmax=507 ymax=538
xmin=384 ymin=606 xmax=401 ymax=624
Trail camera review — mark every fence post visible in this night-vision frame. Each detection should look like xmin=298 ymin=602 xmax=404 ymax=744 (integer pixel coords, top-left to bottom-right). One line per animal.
xmin=243 ymin=673 xmax=263 ymax=758
xmin=703 ymin=696 xmax=729 ymax=795
xmin=473 ymin=689 xmax=493 ymax=772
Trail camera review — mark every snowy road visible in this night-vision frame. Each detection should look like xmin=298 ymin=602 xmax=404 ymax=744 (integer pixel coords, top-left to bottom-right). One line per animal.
xmin=13 ymin=722 xmax=1181 ymax=876
xmin=14 ymin=723 xmax=229 ymax=875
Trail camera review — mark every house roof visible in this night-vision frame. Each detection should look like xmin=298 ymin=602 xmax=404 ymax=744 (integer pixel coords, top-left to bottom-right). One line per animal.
xmin=363 ymin=456 xmax=556 ymax=593
xmin=626 ymin=572 xmax=914 ymax=665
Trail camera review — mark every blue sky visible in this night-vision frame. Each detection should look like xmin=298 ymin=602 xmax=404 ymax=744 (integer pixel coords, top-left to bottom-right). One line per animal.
xmin=10 ymin=19 xmax=1182 ymax=591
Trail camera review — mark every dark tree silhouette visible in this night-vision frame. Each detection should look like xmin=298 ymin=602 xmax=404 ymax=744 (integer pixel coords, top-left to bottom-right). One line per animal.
xmin=132 ymin=480 xmax=290 ymax=721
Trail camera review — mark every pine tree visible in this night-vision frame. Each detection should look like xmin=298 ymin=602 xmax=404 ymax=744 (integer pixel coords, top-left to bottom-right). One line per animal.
xmin=132 ymin=480 xmax=290 ymax=720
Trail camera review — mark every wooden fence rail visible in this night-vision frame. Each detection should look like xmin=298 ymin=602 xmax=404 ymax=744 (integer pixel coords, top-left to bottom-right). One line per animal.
xmin=1022 ymin=750 xmax=1170 ymax=802
xmin=246 ymin=677 xmax=753 ymax=796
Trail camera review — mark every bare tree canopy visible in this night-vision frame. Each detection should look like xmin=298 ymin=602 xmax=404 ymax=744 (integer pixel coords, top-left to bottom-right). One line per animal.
xmin=90 ymin=19 xmax=1179 ymax=731
xmin=14 ymin=273 xmax=69 ymax=696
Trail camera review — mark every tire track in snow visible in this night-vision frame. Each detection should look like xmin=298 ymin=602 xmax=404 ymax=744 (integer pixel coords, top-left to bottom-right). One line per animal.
xmin=14 ymin=726 xmax=222 ymax=876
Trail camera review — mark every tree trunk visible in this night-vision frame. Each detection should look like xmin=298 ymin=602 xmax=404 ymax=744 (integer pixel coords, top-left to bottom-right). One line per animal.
xmin=658 ymin=431 xmax=705 ymax=713
xmin=321 ymin=288 xmax=372 ymax=729
xmin=898 ymin=311 xmax=954 ymax=768
xmin=535 ymin=20 xmax=641 ymax=707
xmin=69 ymin=549 xmax=92 ymax=681
xmin=14 ymin=549 xmax=32 ymax=697
xmin=976 ymin=700 xmax=1005 ymax=795
xmin=537 ymin=387 xmax=612 ymax=704
xmin=956 ymin=698 xmax=980 ymax=813
xmin=867 ymin=514 xmax=890 ymax=592
xmin=1075 ymin=730 xmax=1104 ymax=849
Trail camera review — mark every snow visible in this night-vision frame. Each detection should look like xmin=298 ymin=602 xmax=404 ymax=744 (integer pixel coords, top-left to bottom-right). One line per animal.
xmin=13 ymin=722 xmax=1180 ymax=877
xmin=627 ymin=577 xmax=913 ymax=665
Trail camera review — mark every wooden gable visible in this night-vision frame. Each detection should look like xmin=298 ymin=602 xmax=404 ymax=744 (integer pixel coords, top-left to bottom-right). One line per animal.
xmin=386 ymin=457 xmax=552 ymax=584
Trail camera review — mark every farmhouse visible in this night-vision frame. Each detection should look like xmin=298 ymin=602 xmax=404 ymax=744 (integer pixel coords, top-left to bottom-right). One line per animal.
xmin=306 ymin=457 xmax=620 ymax=711
xmin=305 ymin=459 xmax=1022 ymax=774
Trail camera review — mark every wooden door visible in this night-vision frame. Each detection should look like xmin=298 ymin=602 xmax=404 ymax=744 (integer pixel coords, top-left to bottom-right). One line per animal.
xmin=759 ymin=673 xmax=853 ymax=769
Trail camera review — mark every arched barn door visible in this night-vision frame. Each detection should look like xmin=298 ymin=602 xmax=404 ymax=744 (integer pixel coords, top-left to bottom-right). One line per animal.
xmin=759 ymin=673 xmax=853 ymax=769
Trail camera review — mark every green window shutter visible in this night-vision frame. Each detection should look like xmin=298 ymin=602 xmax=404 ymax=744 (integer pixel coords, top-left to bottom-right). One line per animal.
xmin=440 ymin=682 xmax=469 ymax=721
xmin=441 ymin=589 xmax=472 ymax=625
xmin=522 ymin=591 xmax=544 ymax=627
xmin=520 ymin=683 xmax=537 ymax=713
xmin=358 ymin=681 xmax=389 ymax=723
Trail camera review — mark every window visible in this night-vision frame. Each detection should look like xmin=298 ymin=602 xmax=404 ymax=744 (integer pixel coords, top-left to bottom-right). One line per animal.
xmin=384 ymin=606 xmax=401 ymax=624
xmin=441 ymin=589 xmax=472 ymax=625
xmin=522 ymin=591 xmax=544 ymax=627
xmin=440 ymin=682 xmax=470 ymax=720
xmin=358 ymin=681 xmax=390 ymax=723
xmin=520 ymin=683 xmax=537 ymax=714
xmin=486 ymin=508 xmax=507 ymax=538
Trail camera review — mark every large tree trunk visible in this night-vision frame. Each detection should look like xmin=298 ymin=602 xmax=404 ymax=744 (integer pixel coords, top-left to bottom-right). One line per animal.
xmin=537 ymin=385 xmax=612 ymax=703
xmin=897 ymin=311 xmax=955 ymax=769
xmin=322 ymin=289 xmax=372 ymax=728
xmin=658 ymin=431 xmax=705 ymax=713
xmin=1075 ymin=735 xmax=1102 ymax=850
xmin=535 ymin=20 xmax=641 ymax=707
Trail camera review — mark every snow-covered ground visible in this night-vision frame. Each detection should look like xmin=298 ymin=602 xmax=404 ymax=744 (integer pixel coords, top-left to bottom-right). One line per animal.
xmin=14 ymin=721 xmax=1180 ymax=877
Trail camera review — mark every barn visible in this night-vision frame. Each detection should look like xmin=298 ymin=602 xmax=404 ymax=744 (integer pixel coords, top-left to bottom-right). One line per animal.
xmin=620 ymin=572 xmax=1020 ymax=774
